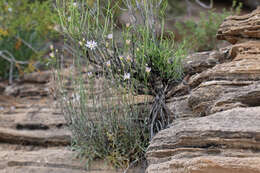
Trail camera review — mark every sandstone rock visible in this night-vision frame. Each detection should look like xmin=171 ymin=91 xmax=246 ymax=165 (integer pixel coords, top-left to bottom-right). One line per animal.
xmin=187 ymin=80 xmax=258 ymax=116
xmin=148 ymin=8 xmax=260 ymax=173
xmin=146 ymin=107 xmax=260 ymax=173
xmin=166 ymin=41 xmax=260 ymax=119
xmin=167 ymin=95 xmax=193 ymax=119
xmin=0 ymin=96 xmax=70 ymax=146
xmin=167 ymin=48 xmax=230 ymax=99
xmin=4 ymin=82 xmax=50 ymax=97
xmin=22 ymin=71 xmax=52 ymax=83
xmin=0 ymin=127 xmax=71 ymax=146
xmin=0 ymin=145 xmax=145 ymax=173
xmin=182 ymin=41 xmax=260 ymax=116
xmin=182 ymin=50 xmax=223 ymax=75
xmin=3 ymin=71 xmax=52 ymax=97
xmin=189 ymin=42 xmax=260 ymax=84
xmin=0 ymin=147 xmax=143 ymax=173
xmin=217 ymin=7 xmax=260 ymax=44
xmin=167 ymin=41 xmax=260 ymax=117
xmin=0 ymin=95 xmax=21 ymax=108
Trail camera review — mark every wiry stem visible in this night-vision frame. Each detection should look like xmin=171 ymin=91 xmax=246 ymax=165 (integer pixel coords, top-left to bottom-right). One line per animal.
xmin=186 ymin=0 xmax=213 ymax=16
xmin=0 ymin=50 xmax=28 ymax=84
xmin=149 ymin=85 xmax=172 ymax=139
xmin=195 ymin=0 xmax=213 ymax=9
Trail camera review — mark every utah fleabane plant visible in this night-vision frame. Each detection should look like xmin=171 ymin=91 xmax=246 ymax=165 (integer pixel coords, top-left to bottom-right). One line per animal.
xmin=55 ymin=0 xmax=187 ymax=169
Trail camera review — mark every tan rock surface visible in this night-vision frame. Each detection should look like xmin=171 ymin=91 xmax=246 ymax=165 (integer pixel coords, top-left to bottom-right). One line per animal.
xmin=147 ymin=8 xmax=260 ymax=173
xmin=147 ymin=157 xmax=260 ymax=173
xmin=217 ymin=7 xmax=260 ymax=44
xmin=168 ymin=41 xmax=260 ymax=118
xmin=0 ymin=93 xmax=70 ymax=146
xmin=146 ymin=107 xmax=260 ymax=173
xmin=1 ymin=146 xmax=142 ymax=173
xmin=22 ymin=71 xmax=52 ymax=83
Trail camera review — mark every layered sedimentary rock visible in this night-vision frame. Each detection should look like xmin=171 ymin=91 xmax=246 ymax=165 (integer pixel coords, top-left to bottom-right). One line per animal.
xmin=147 ymin=7 xmax=260 ymax=173
xmin=217 ymin=7 xmax=260 ymax=44
xmin=147 ymin=107 xmax=260 ymax=173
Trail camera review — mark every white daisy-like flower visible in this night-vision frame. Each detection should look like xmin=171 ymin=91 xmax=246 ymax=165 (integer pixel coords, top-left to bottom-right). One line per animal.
xmin=106 ymin=60 xmax=111 ymax=67
xmin=123 ymin=73 xmax=130 ymax=80
xmin=50 ymin=44 xmax=54 ymax=50
xmin=85 ymin=40 xmax=97 ymax=50
xmin=107 ymin=33 xmax=113 ymax=39
xmin=145 ymin=67 xmax=151 ymax=73
xmin=126 ymin=39 xmax=131 ymax=45
xmin=8 ymin=8 xmax=12 ymax=12
xmin=49 ymin=52 xmax=55 ymax=58
xmin=87 ymin=71 xmax=93 ymax=77
xmin=73 ymin=2 xmax=77 ymax=7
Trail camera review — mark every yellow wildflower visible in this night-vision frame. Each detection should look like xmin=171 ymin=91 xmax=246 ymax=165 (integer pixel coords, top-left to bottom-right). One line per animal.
xmin=0 ymin=28 xmax=8 ymax=36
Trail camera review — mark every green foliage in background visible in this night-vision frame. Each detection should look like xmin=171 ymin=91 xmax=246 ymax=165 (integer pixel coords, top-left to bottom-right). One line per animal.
xmin=0 ymin=0 xmax=58 ymax=78
xmin=176 ymin=10 xmax=226 ymax=52
xmin=167 ymin=0 xmax=186 ymax=16
xmin=176 ymin=0 xmax=242 ymax=52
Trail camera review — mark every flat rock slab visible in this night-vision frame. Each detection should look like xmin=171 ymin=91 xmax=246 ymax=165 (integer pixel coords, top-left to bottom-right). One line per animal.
xmin=0 ymin=96 xmax=70 ymax=146
xmin=0 ymin=147 xmax=107 ymax=173
xmin=147 ymin=156 xmax=260 ymax=173
xmin=0 ymin=148 xmax=86 ymax=172
xmin=0 ymin=146 xmax=144 ymax=173
xmin=0 ymin=127 xmax=71 ymax=146
xmin=146 ymin=107 xmax=260 ymax=173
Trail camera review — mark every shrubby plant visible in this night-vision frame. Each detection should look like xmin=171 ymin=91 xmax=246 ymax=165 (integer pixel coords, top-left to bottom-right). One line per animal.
xmin=58 ymin=76 xmax=150 ymax=169
xmin=55 ymin=0 xmax=187 ymax=169
xmin=0 ymin=0 xmax=58 ymax=81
